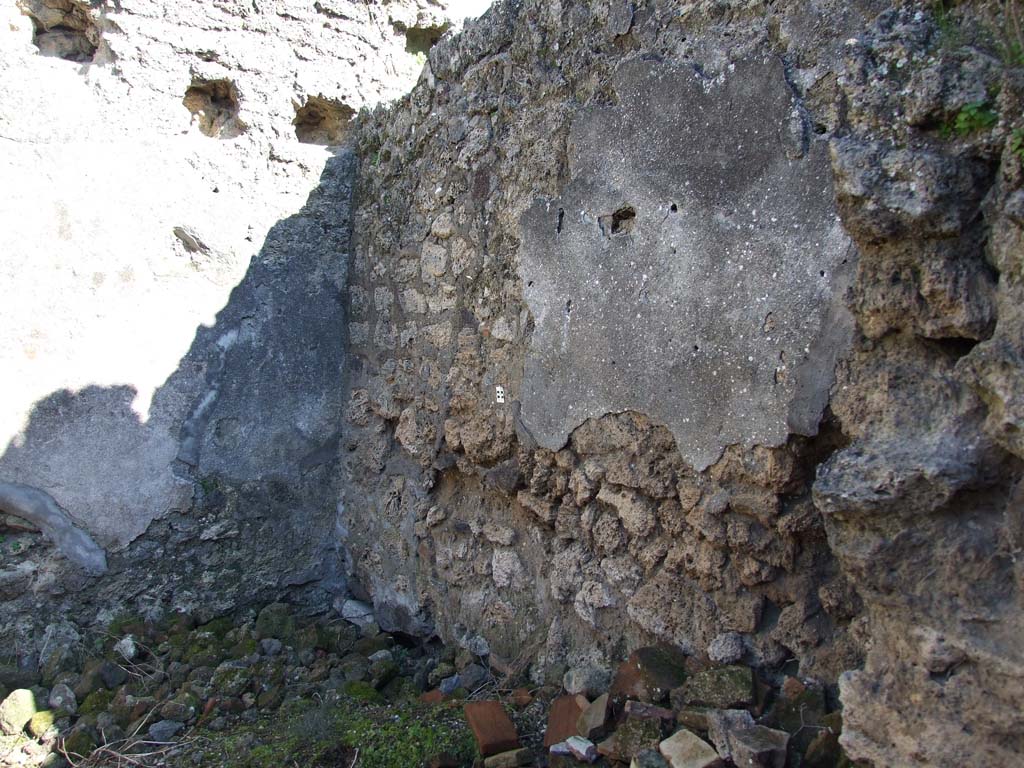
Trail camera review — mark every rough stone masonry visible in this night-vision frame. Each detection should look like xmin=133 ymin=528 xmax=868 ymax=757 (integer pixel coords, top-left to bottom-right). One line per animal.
xmin=0 ymin=0 xmax=476 ymax=665
xmin=2 ymin=0 xmax=1023 ymax=767
xmin=344 ymin=1 xmax=1024 ymax=766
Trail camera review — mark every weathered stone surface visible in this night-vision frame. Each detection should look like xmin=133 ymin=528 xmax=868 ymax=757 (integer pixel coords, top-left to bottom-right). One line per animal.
xmin=519 ymin=56 xmax=854 ymax=471
xmin=707 ymin=709 xmax=788 ymax=768
xmin=0 ymin=689 xmax=37 ymax=735
xmin=26 ymin=709 xmax=56 ymax=739
xmin=706 ymin=633 xmax=745 ymax=665
xmin=0 ymin=0 xmax=479 ymax=665
xmin=3 ymin=2 xmax=1022 ymax=767
xmin=623 ymin=701 xmax=674 ymax=722
xmin=576 ymin=693 xmax=609 ymax=740
xmin=47 ymin=684 xmax=76 ymax=716
xmin=598 ymin=716 xmax=664 ymax=762
xmin=563 ymin=664 xmax=610 ymax=698
xmin=670 ymin=666 xmax=753 ymax=711
xmin=610 ymin=646 xmax=688 ymax=705
xmin=342 ymin=0 xmax=870 ymax=707
xmin=631 ymin=750 xmax=671 ymax=768
xmin=148 ymin=719 xmax=184 ymax=742
xmin=658 ymin=728 xmax=721 ymax=768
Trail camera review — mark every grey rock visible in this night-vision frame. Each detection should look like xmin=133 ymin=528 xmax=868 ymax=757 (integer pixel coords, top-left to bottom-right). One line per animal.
xmin=631 ymin=749 xmax=671 ymax=768
xmin=707 ymin=633 xmax=745 ymax=665
xmin=0 ymin=666 xmax=39 ymax=691
xmin=367 ymin=649 xmax=393 ymax=664
xmin=550 ymin=740 xmax=573 ymax=756
xmin=464 ymin=636 xmax=490 ymax=658
xmin=339 ymin=656 xmax=370 ymax=683
xmin=259 ymin=638 xmax=283 ymax=657
xmin=706 ymin=708 xmax=756 ymax=753
xmin=0 ymin=689 xmax=37 ymax=735
xmin=707 ymin=709 xmax=788 ymax=767
xmin=459 ymin=663 xmax=488 ymax=692
xmin=114 ymin=636 xmax=138 ymax=662
xmin=438 ymin=674 xmax=461 ymax=695
xmin=99 ymin=662 xmax=128 ymax=690
xmin=340 ymin=599 xmax=376 ymax=630
xmin=148 ymin=719 xmax=185 ymax=742
xmin=48 ymin=683 xmax=77 ymax=715
xmin=428 ymin=662 xmax=455 ymax=688
xmin=38 ymin=622 xmax=82 ymax=683
xmin=563 ymin=664 xmax=610 ymax=698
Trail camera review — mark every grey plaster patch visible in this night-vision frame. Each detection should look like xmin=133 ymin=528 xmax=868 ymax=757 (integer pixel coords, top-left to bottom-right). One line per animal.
xmin=518 ymin=56 xmax=855 ymax=470
xmin=0 ymin=482 xmax=107 ymax=573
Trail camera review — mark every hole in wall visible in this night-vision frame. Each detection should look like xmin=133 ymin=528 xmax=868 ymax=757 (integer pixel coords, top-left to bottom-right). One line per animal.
xmin=20 ymin=0 xmax=100 ymax=62
xmin=404 ymin=23 xmax=449 ymax=57
xmin=183 ymin=78 xmax=246 ymax=139
xmin=611 ymin=206 xmax=636 ymax=234
xmin=669 ymin=203 xmax=678 ymax=213
xmin=598 ymin=205 xmax=637 ymax=237
xmin=928 ymin=336 xmax=982 ymax=361
xmin=556 ymin=208 xmax=565 ymax=234
xmin=293 ymin=96 xmax=356 ymax=145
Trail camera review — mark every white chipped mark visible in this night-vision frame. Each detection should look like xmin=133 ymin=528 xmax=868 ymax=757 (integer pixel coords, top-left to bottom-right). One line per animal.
xmin=495 ymin=385 xmax=505 ymax=404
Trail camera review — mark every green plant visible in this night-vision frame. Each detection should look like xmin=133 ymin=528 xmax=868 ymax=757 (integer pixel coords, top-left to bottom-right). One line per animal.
xmin=1011 ymin=127 xmax=1024 ymax=160
xmin=189 ymin=697 xmax=478 ymax=768
xmin=943 ymin=100 xmax=999 ymax=136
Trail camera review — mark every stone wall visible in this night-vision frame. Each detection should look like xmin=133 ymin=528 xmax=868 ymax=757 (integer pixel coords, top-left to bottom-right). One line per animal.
xmin=0 ymin=0 xmax=476 ymax=655
xmin=342 ymin=1 xmax=1024 ymax=766
xmin=2 ymin=0 xmax=1022 ymax=765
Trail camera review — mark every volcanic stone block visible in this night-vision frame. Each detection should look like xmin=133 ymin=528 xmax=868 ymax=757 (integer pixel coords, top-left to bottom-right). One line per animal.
xmin=670 ymin=666 xmax=753 ymax=710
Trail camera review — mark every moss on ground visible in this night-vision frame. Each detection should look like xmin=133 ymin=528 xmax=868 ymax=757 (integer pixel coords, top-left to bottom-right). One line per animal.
xmin=187 ymin=694 xmax=478 ymax=768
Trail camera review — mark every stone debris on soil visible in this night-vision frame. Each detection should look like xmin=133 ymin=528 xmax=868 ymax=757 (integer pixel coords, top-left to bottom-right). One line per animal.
xmin=0 ymin=605 xmax=854 ymax=768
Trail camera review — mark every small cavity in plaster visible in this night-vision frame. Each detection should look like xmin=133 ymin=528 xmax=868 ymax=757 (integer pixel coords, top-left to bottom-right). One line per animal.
xmin=598 ymin=205 xmax=636 ymax=237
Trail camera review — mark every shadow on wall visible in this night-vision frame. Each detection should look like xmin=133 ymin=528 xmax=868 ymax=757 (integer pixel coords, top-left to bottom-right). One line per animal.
xmin=0 ymin=148 xmax=355 ymax=618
